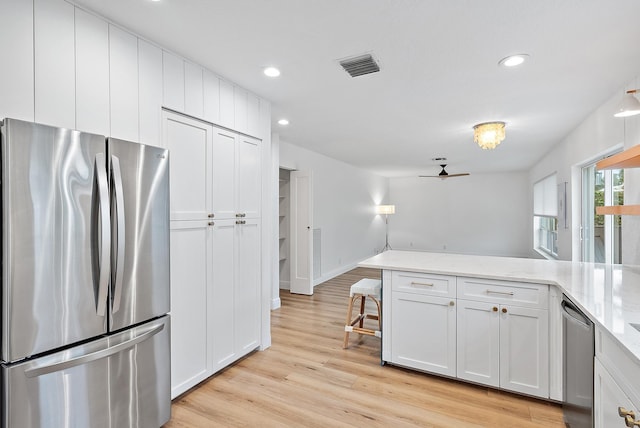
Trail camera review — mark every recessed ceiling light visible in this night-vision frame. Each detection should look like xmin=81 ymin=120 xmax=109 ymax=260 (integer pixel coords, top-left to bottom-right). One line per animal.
xmin=264 ymin=67 xmax=281 ymax=77
xmin=498 ymin=54 xmax=529 ymax=68
xmin=278 ymin=119 xmax=289 ymax=126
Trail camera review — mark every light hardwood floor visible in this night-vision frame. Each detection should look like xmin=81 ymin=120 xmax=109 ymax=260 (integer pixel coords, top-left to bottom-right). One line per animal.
xmin=164 ymin=267 xmax=565 ymax=427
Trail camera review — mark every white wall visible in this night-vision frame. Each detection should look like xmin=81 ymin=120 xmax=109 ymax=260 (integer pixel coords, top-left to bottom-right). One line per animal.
xmin=529 ymin=76 xmax=640 ymax=263
xmin=280 ymin=140 xmax=389 ymax=284
xmin=389 ymin=173 xmax=531 ymax=257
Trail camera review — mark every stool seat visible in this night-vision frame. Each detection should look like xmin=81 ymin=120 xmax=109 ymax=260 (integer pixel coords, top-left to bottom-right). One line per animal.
xmin=349 ymin=278 xmax=381 ymax=298
xmin=343 ymin=278 xmax=382 ymax=349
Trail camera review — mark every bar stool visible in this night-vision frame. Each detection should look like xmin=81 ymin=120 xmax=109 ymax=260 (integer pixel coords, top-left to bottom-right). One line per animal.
xmin=343 ymin=278 xmax=382 ymax=348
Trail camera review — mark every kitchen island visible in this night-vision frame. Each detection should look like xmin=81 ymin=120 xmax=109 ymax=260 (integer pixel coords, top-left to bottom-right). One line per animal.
xmin=358 ymin=250 xmax=640 ymax=428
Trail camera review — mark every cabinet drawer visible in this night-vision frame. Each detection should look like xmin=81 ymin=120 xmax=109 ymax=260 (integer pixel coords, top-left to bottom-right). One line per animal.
xmin=457 ymin=277 xmax=548 ymax=309
xmin=392 ymin=271 xmax=456 ymax=298
xmin=596 ymin=326 xmax=640 ymax=406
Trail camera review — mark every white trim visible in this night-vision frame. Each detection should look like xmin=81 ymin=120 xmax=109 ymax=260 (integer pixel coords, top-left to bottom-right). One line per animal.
xmin=313 ymin=261 xmax=359 ymax=286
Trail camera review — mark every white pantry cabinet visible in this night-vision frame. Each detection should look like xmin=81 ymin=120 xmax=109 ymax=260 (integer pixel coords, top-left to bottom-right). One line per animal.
xmin=163 ymin=50 xmax=185 ymax=112
xmin=212 ymin=126 xmax=262 ymax=220
xmin=184 ymin=61 xmax=204 ymax=118
xmin=34 ymin=0 xmax=74 ymax=129
xmin=162 ymin=111 xmax=262 ymax=397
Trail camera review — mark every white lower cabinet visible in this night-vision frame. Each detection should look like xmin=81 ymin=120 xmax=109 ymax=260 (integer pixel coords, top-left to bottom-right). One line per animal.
xmin=456 ymin=300 xmax=500 ymax=387
xmin=386 ymin=271 xmax=550 ymax=399
xmin=391 ymin=292 xmax=456 ymax=376
xmin=457 ymin=300 xmax=549 ymax=397
xmin=594 ymin=358 xmax=636 ymax=428
xmin=594 ymin=327 xmax=640 ymax=428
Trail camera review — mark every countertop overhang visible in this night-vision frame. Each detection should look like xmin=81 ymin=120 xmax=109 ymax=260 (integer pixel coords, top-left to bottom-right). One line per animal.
xmin=359 ymin=250 xmax=640 ymax=365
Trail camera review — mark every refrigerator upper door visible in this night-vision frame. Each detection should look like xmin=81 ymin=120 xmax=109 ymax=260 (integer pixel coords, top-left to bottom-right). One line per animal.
xmin=108 ymin=138 xmax=170 ymax=331
xmin=1 ymin=119 xmax=109 ymax=363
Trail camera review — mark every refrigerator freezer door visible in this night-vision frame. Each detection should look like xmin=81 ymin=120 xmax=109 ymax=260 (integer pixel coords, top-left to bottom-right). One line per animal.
xmin=108 ymin=138 xmax=170 ymax=331
xmin=1 ymin=118 xmax=109 ymax=362
xmin=1 ymin=316 xmax=171 ymax=428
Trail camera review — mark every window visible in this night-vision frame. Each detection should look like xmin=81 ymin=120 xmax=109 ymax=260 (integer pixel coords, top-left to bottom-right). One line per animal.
xmin=533 ymin=174 xmax=558 ymax=258
xmin=581 ymin=162 xmax=623 ymax=264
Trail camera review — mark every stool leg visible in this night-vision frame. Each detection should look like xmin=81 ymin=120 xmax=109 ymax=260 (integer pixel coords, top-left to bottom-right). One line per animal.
xmin=343 ymin=295 xmax=356 ymax=349
xmin=359 ymin=295 xmax=366 ymax=328
xmin=373 ymin=297 xmax=382 ymax=332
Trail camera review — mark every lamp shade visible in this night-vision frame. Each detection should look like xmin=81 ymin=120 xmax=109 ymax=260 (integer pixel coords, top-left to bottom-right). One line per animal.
xmin=614 ymin=90 xmax=640 ymax=118
xmin=376 ymin=205 xmax=395 ymax=215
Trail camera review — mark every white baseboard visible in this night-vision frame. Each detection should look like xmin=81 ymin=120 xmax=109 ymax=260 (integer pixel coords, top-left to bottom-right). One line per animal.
xmin=313 ymin=261 xmax=359 ymax=286
xmin=279 ymin=280 xmax=290 ymax=290
xmin=271 ymin=297 xmax=281 ymax=310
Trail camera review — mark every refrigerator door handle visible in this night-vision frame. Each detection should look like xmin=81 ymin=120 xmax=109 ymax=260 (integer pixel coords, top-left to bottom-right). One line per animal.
xmin=24 ymin=323 xmax=165 ymax=378
xmin=94 ymin=153 xmax=111 ymax=317
xmin=111 ymin=155 xmax=126 ymax=314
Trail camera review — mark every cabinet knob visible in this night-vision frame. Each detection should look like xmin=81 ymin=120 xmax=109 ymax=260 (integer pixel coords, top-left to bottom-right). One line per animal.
xmin=208 ymin=221 xmax=214 ymax=226
xmin=449 ymin=301 xmax=455 ymax=306
xmin=208 ymin=213 xmax=214 ymax=218
xmin=236 ymin=213 xmax=242 ymax=218
xmin=501 ymin=308 xmax=508 ymax=314
xmin=620 ymin=408 xmax=636 ymax=419
xmin=492 ymin=307 xmax=498 ymax=312
xmin=624 ymin=415 xmax=640 ymax=428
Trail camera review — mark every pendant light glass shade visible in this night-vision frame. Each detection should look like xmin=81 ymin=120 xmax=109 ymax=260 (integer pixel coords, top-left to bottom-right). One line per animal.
xmin=473 ymin=121 xmax=506 ymax=150
xmin=614 ymin=90 xmax=640 ymax=118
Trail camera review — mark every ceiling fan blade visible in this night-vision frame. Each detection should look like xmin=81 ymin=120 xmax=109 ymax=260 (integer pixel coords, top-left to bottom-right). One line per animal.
xmin=419 ymin=172 xmax=470 ymax=178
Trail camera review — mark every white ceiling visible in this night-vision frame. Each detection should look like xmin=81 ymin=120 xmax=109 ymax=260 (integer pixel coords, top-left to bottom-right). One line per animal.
xmin=73 ymin=0 xmax=640 ymax=177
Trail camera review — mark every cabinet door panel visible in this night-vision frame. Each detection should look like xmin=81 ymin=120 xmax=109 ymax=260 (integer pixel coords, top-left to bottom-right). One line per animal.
xmin=203 ymin=71 xmax=220 ymax=124
xmin=211 ymin=221 xmax=236 ymax=372
xmin=219 ymin=79 xmax=234 ymax=128
xmin=237 ymin=136 xmax=261 ymax=218
xmin=499 ymin=305 xmax=549 ymax=398
xmin=34 ymin=0 xmax=74 ymax=129
xmin=163 ymin=51 xmax=185 ymax=112
xmin=138 ymin=40 xmax=163 ymax=146
xmin=247 ymin=93 xmax=260 ymax=137
xmin=212 ymin=128 xmax=237 ymax=219
xmin=109 ymin=25 xmax=139 ymax=142
xmin=162 ymin=112 xmax=212 ymax=220
xmin=595 ymin=358 xmax=636 ymax=428
xmin=457 ymin=299 xmax=500 ymax=387
xmin=0 ymin=0 xmax=34 ymax=121
xmin=234 ymin=86 xmax=248 ymax=133
xmin=169 ymin=220 xmax=211 ymax=398
xmin=236 ymin=219 xmax=261 ymax=355
xmin=391 ymin=292 xmax=456 ymax=376
xmin=75 ymin=7 xmax=109 ymax=135
xmin=184 ymin=62 xmax=203 ymax=118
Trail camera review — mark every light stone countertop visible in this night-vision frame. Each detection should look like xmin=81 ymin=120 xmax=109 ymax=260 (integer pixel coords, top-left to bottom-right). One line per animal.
xmin=358 ymin=250 xmax=640 ymax=364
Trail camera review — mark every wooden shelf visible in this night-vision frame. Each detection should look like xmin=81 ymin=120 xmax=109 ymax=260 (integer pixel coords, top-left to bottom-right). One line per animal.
xmin=596 ymin=145 xmax=640 ymax=170
xmin=596 ymin=205 xmax=640 ymax=215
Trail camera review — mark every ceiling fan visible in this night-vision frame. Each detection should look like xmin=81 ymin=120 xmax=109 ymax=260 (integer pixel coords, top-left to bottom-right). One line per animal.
xmin=419 ymin=164 xmax=470 ymax=179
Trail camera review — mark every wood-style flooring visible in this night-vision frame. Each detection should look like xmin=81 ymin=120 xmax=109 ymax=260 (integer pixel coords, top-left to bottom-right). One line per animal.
xmin=164 ymin=267 xmax=565 ymax=427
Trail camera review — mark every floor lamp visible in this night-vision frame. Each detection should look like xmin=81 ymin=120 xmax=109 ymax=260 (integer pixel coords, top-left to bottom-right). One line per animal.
xmin=377 ymin=205 xmax=395 ymax=251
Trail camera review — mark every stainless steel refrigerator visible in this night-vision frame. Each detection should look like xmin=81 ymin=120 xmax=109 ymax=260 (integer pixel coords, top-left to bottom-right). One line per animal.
xmin=0 ymin=118 xmax=171 ymax=428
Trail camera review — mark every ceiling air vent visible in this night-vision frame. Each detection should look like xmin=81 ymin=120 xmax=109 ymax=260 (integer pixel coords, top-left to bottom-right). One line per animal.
xmin=338 ymin=54 xmax=380 ymax=77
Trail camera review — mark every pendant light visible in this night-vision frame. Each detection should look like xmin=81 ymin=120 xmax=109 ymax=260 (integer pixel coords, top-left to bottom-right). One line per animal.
xmin=614 ymin=90 xmax=640 ymax=118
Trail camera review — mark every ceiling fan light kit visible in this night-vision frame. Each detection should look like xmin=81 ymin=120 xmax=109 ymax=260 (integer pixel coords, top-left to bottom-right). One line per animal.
xmin=614 ymin=89 xmax=640 ymax=118
xmin=473 ymin=121 xmax=506 ymax=150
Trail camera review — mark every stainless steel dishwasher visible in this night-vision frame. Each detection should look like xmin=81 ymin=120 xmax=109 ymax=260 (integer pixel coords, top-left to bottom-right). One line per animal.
xmin=562 ymin=295 xmax=595 ymax=428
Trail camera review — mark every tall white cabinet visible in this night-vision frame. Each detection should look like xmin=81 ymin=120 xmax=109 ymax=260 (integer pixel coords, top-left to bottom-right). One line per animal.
xmin=163 ymin=111 xmax=262 ymax=398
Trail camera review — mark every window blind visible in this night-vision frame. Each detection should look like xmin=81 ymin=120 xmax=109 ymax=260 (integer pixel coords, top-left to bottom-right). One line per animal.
xmin=533 ymin=174 xmax=557 ymax=217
